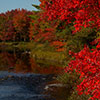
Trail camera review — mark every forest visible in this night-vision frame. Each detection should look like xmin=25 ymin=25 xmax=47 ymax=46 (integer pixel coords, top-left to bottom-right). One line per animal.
xmin=0 ymin=0 xmax=100 ymax=100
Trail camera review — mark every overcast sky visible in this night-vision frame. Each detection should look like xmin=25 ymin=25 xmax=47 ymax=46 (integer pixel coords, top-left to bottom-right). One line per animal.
xmin=0 ymin=0 xmax=40 ymax=13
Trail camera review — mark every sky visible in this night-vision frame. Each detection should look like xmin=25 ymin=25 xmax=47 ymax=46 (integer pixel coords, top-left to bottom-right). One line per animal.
xmin=0 ymin=0 xmax=41 ymax=13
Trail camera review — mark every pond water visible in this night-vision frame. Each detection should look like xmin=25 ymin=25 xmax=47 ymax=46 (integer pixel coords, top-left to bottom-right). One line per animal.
xmin=0 ymin=49 xmax=67 ymax=100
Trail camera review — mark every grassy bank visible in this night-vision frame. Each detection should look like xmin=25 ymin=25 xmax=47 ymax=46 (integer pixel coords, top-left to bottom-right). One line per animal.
xmin=31 ymin=50 xmax=66 ymax=66
xmin=0 ymin=42 xmax=35 ymax=51
xmin=0 ymin=42 xmax=66 ymax=65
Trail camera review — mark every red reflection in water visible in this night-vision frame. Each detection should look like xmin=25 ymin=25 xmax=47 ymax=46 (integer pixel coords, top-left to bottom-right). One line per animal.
xmin=0 ymin=51 xmax=64 ymax=74
xmin=30 ymin=58 xmax=64 ymax=74
xmin=0 ymin=52 xmax=16 ymax=70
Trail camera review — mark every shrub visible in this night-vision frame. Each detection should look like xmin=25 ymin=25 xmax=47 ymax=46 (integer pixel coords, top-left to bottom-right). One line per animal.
xmin=65 ymin=42 xmax=100 ymax=100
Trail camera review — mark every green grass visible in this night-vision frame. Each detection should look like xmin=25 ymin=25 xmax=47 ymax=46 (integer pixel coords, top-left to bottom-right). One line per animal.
xmin=31 ymin=50 xmax=66 ymax=65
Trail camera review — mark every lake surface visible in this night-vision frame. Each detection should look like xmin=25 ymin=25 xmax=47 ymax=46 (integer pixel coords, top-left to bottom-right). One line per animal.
xmin=0 ymin=49 xmax=67 ymax=100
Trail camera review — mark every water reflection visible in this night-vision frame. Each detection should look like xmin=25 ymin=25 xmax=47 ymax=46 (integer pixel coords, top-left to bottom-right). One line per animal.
xmin=0 ymin=50 xmax=68 ymax=100
xmin=0 ymin=50 xmax=64 ymax=74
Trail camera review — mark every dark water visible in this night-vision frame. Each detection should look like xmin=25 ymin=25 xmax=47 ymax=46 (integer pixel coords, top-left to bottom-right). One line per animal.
xmin=0 ymin=49 xmax=66 ymax=100
xmin=0 ymin=71 xmax=55 ymax=100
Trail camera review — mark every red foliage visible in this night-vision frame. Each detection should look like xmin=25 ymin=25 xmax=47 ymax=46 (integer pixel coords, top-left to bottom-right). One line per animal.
xmin=0 ymin=12 xmax=15 ymax=41
xmin=65 ymin=43 xmax=100 ymax=100
xmin=29 ymin=12 xmax=57 ymax=42
xmin=0 ymin=9 xmax=33 ymax=41
xmin=50 ymin=41 xmax=66 ymax=52
xmin=40 ymin=0 xmax=100 ymax=32
xmin=13 ymin=9 xmax=33 ymax=41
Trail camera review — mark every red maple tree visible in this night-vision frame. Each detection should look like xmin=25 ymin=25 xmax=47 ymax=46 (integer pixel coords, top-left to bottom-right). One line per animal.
xmin=40 ymin=0 xmax=100 ymax=32
xmin=65 ymin=43 xmax=100 ymax=100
